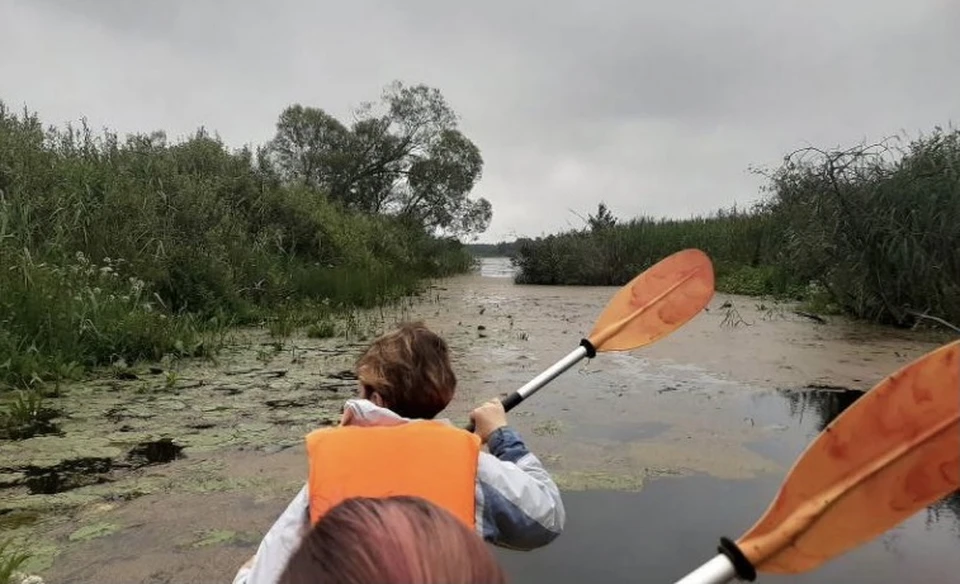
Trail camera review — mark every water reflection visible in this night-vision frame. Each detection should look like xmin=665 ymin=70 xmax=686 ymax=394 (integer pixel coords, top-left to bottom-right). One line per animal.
xmin=779 ymin=386 xmax=864 ymax=432
xmin=779 ymin=385 xmax=960 ymax=536
xmin=476 ymin=256 xmax=517 ymax=279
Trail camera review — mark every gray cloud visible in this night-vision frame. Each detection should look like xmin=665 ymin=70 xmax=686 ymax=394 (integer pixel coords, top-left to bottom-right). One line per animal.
xmin=3 ymin=0 xmax=958 ymax=241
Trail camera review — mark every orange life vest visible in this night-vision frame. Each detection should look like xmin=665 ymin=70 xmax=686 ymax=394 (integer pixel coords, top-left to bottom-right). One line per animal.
xmin=304 ymin=420 xmax=481 ymax=529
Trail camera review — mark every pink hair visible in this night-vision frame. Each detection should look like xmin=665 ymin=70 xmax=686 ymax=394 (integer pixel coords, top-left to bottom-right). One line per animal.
xmin=279 ymin=496 xmax=508 ymax=584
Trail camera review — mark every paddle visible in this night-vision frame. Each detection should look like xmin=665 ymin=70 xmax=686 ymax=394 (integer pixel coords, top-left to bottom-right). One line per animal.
xmin=465 ymin=248 xmax=715 ymax=432
xmin=673 ymin=339 xmax=960 ymax=584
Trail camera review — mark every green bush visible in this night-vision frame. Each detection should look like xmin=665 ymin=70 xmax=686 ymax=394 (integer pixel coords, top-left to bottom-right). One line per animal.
xmin=512 ymin=206 xmax=786 ymax=294
xmin=758 ymin=132 xmax=960 ymax=325
xmin=0 ymin=104 xmax=473 ymax=389
xmin=513 ymin=128 xmax=960 ymax=328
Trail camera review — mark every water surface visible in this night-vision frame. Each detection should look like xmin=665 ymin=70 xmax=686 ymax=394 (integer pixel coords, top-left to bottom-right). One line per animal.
xmin=496 ymin=385 xmax=960 ymax=583
xmin=5 ymin=256 xmax=957 ymax=583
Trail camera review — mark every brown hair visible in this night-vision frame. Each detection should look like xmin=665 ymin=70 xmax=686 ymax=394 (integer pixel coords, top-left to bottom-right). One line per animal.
xmin=354 ymin=321 xmax=456 ymax=419
xmin=279 ymin=496 xmax=507 ymax=584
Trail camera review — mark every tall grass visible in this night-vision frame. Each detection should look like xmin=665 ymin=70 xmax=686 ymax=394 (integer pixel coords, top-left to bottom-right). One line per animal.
xmin=0 ymin=104 xmax=473 ymax=390
xmin=513 ymin=127 xmax=960 ymax=328
xmin=512 ymin=207 xmax=793 ymax=295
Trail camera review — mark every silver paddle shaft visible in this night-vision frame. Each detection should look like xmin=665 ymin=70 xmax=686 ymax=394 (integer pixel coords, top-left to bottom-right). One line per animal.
xmin=673 ymin=555 xmax=738 ymax=584
xmin=514 ymin=344 xmax=589 ymax=402
xmin=464 ymin=344 xmax=590 ymax=432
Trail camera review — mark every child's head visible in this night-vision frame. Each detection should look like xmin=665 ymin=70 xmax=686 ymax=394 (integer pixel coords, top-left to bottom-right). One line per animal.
xmin=279 ymin=496 xmax=506 ymax=584
xmin=354 ymin=321 xmax=456 ymax=419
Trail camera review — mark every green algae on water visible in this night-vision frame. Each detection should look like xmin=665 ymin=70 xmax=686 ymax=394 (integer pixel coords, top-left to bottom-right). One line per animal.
xmin=0 ymin=510 xmax=41 ymax=530
xmin=554 ymin=470 xmax=645 ymax=492
xmin=532 ymin=419 xmax=563 ymax=436
xmin=15 ymin=540 xmax=59 ymax=575
xmin=68 ymin=522 xmax=122 ymax=542
xmin=190 ymin=529 xmax=237 ymax=548
xmin=189 ymin=529 xmax=261 ymax=548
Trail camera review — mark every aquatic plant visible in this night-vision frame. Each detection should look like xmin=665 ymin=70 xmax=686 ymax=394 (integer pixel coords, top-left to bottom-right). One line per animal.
xmin=306 ymin=320 xmax=337 ymax=339
xmin=0 ymin=390 xmax=61 ymax=440
xmin=0 ymin=539 xmax=30 ymax=584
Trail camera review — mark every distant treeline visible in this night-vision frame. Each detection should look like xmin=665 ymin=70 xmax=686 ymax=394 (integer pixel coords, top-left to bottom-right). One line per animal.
xmin=0 ymin=81 xmax=490 ymax=390
xmin=512 ymin=129 xmax=960 ymax=328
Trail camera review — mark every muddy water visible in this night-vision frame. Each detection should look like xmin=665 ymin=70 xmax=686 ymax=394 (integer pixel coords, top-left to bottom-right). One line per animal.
xmin=3 ymin=256 xmax=958 ymax=583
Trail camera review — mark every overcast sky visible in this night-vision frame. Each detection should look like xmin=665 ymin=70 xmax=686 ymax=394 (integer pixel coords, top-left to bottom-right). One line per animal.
xmin=2 ymin=0 xmax=958 ymax=242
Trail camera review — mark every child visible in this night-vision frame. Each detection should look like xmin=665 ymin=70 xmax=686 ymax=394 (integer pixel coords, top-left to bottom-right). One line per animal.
xmin=233 ymin=321 xmax=565 ymax=584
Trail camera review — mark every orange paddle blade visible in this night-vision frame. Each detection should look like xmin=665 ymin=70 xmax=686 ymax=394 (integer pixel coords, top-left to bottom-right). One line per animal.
xmin=587 ymin=248 xmax=714 ymax=351
xmin=736 ymin=340 xmax=960 ymax=574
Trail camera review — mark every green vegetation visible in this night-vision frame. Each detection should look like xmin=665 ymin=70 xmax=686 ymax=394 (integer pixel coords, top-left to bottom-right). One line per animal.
xmin=0 ymin=539 xmax=30 ymax=584
xmin=1 ymin=390 xmax=61 ymax=440
xmin=513 ymin=203 xmax=784 ymax=292
xmin=68 ymin=522 xmax=122 ymax=542
xmin=512 ymin=129 xmax=960 ymax=328
xmin=0 ymin=80 xmax=487 ymax=394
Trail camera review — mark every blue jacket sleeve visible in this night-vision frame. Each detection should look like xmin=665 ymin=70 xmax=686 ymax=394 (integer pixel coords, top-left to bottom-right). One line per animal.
xmin=475 ymin=426 xmax=566 ymax=550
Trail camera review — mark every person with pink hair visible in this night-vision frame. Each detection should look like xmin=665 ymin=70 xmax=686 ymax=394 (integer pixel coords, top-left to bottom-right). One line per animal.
xmin=278 ymin=495 xmax=508 ymax=584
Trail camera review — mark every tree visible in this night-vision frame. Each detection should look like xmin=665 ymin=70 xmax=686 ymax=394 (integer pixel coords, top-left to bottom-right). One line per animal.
xmin=266 ymin=105 xmax=353 ymax=191
xmin=266 ymin=81 xmax=491 ymax=237
xmin=588 ymin=202 xmax=617 ymax=232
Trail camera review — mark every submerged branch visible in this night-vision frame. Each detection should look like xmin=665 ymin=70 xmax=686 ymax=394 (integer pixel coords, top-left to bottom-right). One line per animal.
xmin=906 ymin=310 xmax=960 ymax=335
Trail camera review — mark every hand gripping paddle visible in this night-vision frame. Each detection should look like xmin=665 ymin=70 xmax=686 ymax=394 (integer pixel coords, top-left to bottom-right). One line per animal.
xmin=674 ymin=339 xmax=960 ymax=584
xmin=466 ymin=248 xmax=716 ymax=432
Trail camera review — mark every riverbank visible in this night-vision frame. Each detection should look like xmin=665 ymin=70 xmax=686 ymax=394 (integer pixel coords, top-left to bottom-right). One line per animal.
xmin=0 ymin=91 xmax=483 ymax=397
xmin=2 ymin=260 xmax=956 ymax=583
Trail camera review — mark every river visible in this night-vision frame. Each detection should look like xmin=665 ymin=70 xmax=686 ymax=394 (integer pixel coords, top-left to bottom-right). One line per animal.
xmin=2 ymin=256 xmax=958 ymax=583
